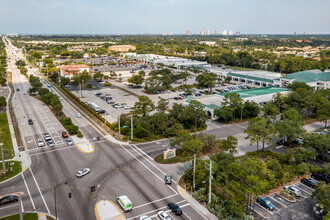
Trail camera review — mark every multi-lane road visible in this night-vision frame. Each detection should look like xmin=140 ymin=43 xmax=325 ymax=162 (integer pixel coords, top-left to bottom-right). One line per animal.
xmin=0 ymin=38 xmax=206 ymax=220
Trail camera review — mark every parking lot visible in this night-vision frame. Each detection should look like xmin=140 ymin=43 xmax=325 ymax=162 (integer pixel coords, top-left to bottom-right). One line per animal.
xmin=252 ymin=180 xmax=321 ymax=220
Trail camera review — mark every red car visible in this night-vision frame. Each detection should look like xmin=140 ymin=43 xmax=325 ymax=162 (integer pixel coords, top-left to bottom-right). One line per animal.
xmin=62 ymin=131 xmax=68 ymax=138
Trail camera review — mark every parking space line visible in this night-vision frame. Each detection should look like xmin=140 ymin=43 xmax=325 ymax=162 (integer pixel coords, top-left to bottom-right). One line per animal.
xmin=268 ymin=195 xmax=287 ymax=208
xmin=255 ymin=202 xmax=274 ymax=215
xmin=248 ymin=205 xmax=267 ymax=219
xmin=294 ymin=183 xmax=312 ymax=195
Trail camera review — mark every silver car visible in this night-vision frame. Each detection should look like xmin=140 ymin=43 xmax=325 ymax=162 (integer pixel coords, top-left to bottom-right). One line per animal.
xmin=76 ymin=168 xmax=90 ymax=178
xmin=284 ymin=185 xmax=301 ymax=197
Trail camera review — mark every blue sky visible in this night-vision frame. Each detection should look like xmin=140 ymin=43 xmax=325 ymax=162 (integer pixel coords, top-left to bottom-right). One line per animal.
xmin=0 ymin=0 xmax=329 ymax=34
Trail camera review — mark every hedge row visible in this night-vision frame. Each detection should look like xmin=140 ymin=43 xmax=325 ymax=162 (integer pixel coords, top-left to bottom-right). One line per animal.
xmin=60 ymin=85 xmax=112 ymax=128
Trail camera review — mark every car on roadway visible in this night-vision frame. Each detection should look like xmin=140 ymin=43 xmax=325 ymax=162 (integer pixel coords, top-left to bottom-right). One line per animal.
xmin=168 ymin=202 xmax=182 ymax=215
xmin=139 ymin=216 xmax=151 ymax=220
xmin=165 ymin=174 xmax=172 ymax=184
xmin=37 ymin=138 xmax=44 ymax=147
xmin=0 ymin=195 xmax=18 ymax=206
xmin=312 ymin=173 xmax=330 ymax=184
xmin=76 ymin=168 xmax=90 ymax=178
xmin=47 ymin=84 xmax=51 ymax=88
xmin=157 ymin=211 xmax=171 ymax=220
xmin=256 ymin=196 xmax=275 ymax=211
xmin=44 ymin=133 xmax=51 ymax=141
xmin=16 ymin=88 xmax=20 ymax=91
xmin=47 ymin=140 xmax=55 ymax=147
xmin=62 ymin=131 xmax=68 ymax=138
xmin=28 ymin=119 xmax=33 ymax=125
xmin=124 ymin=105 xmax=131 ymax=109
xmin=76 ymin=113 xmax=81 ymax=118
xmin=66 ymin=139 xmax=73 ymax=145
xmin=22 ymin=91 xmax=26 ymax=95
xmin=301 ymin=178 xmax=318 ymax=188
xmin=284 ymin=185 xmax=301 ymax=197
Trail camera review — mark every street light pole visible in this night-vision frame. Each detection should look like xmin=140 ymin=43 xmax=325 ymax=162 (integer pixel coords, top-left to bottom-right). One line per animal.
xmin=118 ymin=114 xmax=121 ymax=135
xmin=18 ymin=195 xmax=23 ymax=220
xmin=131 ymin=115 xmax=133 ymax=140
xmin=1 ymin=143 xmax=5 ymax=177
xmin=54 ymin=187 xmax=57 ymax=220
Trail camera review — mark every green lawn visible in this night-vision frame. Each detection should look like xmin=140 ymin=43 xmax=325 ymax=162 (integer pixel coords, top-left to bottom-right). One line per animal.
xmin=0 ymin=213 xmax=37 ymax=220
xmin=155 ymin=154 xmax=186 ymax=164
xmin=0 ymin=112 xmax=14 ymax=159
xmin=226 ymin=65 xmax=258 ymax=71
xmin=0 ymin=161 xmax=21 ymax=182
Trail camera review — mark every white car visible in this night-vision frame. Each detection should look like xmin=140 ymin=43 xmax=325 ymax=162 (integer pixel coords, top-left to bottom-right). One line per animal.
xmin=76 ymin=113 xmax=81 ymax=118
xmin=124 ymin=105 xmax=131 ymax=109
xmin=76 ymin=168 xmax=90 ymax=178
xmin=47 ymin=139 xmax=55 ymax=147
xmin=284 ymin=185 xmax=301 ymax=197
xmin=157 ymin=211 xmax=171 ymax=220
xmin=66 ymin=138 xmax=73 ymax=145
xmin=139 ymin=216 xmax=151 ymax=220
xmin=22 ymin=91 xmax=26 ymax=95
xmin=37 ymin=138 xmax=44 ymax=147
xmin=44 ymin=133 xmax=51 ymax=141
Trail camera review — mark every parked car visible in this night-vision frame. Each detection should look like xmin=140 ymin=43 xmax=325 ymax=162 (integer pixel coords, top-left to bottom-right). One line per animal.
xmin=37 ymin=138 xmax=44 ymax=147
xmin=66 ymin=139 xmax=73 ymax=146
xmin=311 ymin=173 xmax=330 ymax=184
xmin=76 ymin=113 xmax=81 ymax=118
xmin=157 ymin=211 xmax=171 ymax=220
xmin=62 ymin=131 xmax=68 ymax=138
xmin=76 ymin=168 xmax=90 ymax=178
xmin=0 ymin=195 xmax=18 ymax=206
xmin=256 ymin=196 xmax=275 ymax=211
xmin=124 ymin=105 xmax=131 ymax=109
xmin=95 ymin=92 xmax=102 ymax=96
xmin=28 ymin=119 xmax=33 ymax=125
xmin=22 ymin=91 xmax=26 ymax=95
xmin=284 ymin=185 xmax=301 ymax=197
xmin=16 ymin=88 xmax=20 ymax=91
xmin=47 ymin=140 xmax=55 ymax=147
xmin=301 ymin=178 xmax=318 ymax=188
xmin=44 ymin=133 xmax=51 ymax=141
xmin=168 ymin=202 xmax=182 ymax=215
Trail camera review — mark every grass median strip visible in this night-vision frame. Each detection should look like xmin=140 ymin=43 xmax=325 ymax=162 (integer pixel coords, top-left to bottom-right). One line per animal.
xmin=0 ymin=161 xmax=21 ymax=182
xmin=0 ymin=112 xmax=14 ymax=159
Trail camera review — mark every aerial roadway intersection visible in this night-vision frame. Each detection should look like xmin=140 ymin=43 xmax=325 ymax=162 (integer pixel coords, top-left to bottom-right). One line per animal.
xmin=0 ymin=39 xmax=206 ymax=220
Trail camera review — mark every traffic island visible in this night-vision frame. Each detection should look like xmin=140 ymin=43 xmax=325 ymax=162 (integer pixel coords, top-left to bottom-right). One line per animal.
xmin=94 ymin=200 xmax=125 ymax=220
xmin=71 ymin=136 xmax=94 ymax=153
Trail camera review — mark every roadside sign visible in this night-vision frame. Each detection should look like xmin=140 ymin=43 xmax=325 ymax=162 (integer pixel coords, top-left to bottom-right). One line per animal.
xmin=123 ymin=126 xmax=128 ymax=128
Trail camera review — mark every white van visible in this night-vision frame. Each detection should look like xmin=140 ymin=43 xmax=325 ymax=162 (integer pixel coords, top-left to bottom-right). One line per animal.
xmin=116 ymin=195 xmax=132 ymax=212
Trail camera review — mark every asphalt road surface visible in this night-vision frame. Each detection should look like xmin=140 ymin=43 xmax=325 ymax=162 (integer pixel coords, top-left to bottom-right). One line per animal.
xmin=0 ymin=38 xmax=206 ymax=220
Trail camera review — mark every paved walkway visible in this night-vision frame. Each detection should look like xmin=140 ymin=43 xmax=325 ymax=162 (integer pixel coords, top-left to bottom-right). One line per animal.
xmin=95 ymin=200 xmax=124 ymax=220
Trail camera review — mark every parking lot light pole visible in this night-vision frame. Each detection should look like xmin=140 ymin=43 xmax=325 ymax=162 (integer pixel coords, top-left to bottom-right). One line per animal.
xmin=1 ymin=143 xmax=5 ymax=177
xmin=131 ymin=115 xmax=133 ymax=140
xmin=193 ymin=154 xmax=196 ymax=190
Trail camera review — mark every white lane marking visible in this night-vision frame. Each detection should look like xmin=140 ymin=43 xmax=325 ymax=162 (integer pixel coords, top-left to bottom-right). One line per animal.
xmin=120 ymin=144 xmax=177 ymax=195
xmin=0 ymin=203 xmax=18 ymax=210
xmin=21 ymin=196 xmax=24 ymax=212
xmin=21 ymin=172 xmax=35 ymax=209
xmin=131 ymin=144 xmax=177 ymax=184
xmin=127 ymin=201 xmax=187 ymax=220
xmin=183 ymin=212 xmax=192 ymax=220
xmin=1 ymin=186 xmax=15 ymax=191
xmin=134 ymin=194 xmax=178 ymax=209
xmin=29 ymin=145 xmax=76 ymax=156
xmin=29 ymin=167 xmax=50 ymax=214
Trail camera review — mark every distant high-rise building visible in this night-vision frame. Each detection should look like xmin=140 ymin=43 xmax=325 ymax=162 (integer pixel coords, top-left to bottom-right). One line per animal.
xmin=228 ymin=30 xmax=233 ymax=35
xmin=186 ymin=30 xmax=192 ymax=36
xmin=222 ymin=30 xmax=227 ymax=35
xmin=236 ymin=32 xmax=240 ymax=36
xmin=162 ymin=32 xmax=167 ymax=36
xmin=200 ymin=30 xmax=205 ymax=35
xmin=168 ymin=32 xmax=173 ymax=36
xmin=215 ymin=30 xmax=219 ymax=35
xmin=200 ymin=30 xmax=210 ymax=35
xmin=294 ymin=32 xmax=297 ymax=35
xmin=303 ymin=32 xmax=306 ymax=35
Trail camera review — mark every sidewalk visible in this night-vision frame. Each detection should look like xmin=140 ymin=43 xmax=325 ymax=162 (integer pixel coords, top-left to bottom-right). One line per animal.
xmin=177 ymin=185 xmax=218 ymax=220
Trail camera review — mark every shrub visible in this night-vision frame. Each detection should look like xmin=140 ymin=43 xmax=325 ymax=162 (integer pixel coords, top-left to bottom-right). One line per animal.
xmin=103 ymin=83 xmax=112 ymax=86
xmin=194 ymin=188 xmax=207 ymax=202
xmin=295 ymin=162 xmax=309 ymax=175
xmin=77 ymin=132 xmax=83 ymax=138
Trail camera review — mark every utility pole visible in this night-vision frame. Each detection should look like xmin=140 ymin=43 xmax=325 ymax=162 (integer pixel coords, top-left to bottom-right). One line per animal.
xmin=131 ymin=115 xmax=133 ymax=140
xmin=54 ymin=186 xmax=57 ymax=220
xmin=80 ymin=81 xmax=82 ymax=99
xmin=1 ymin=143 xmax=5 ymax=177
xmin=18 ymin=195 xmax=23 ymax=220
xmin=208 ymin=159 xmax=212 ymax=203
xmin=193 ymin=154 xmax=196 ymax=190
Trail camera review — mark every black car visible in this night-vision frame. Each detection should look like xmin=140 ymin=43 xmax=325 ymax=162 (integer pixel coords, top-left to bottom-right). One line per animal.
xmin=168 ymin=202 xmax=182 ymax=215
xmin=0 ymin=195 xmax=18 ymax=206
xmin=312 ymin=173 xmax=330 ymax=184
xmin=28 ymin=119 xmax=33 ymax=125
xmin=301 ymin=178 xmax=318 ymax=188
xmin=16 ymin=88 xmax=20 ymax=91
